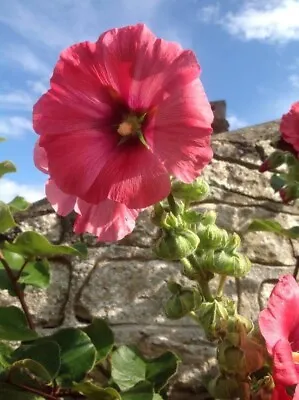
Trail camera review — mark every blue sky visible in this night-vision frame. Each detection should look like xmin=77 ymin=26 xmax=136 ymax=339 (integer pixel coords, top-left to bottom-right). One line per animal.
xmin=0 ymin=0 xmax=299 ymax=202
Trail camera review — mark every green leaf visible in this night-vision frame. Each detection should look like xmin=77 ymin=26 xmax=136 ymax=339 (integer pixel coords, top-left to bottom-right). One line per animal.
xmin=37 ymin=328 xmax=96 ymax=386
xmin=111 ymin=346 xmax=146 ymax=391
xmin=0 ymin=161 xmax=16 ymax=178
xmin=0 ymin=201 xmax=16 ymax=233
xmin=0 ymin=269 xmax=19 ymax=295
xmin=270 ymin=174 xmax=286 ymax=192
xmin=145 ymin=351 xmax=180 ymax=391
xmin=0 ymin=383 xmax=42 ymax=399
xmin=0 ymin=250 xmax=25 ymax=270
xmin=0 ymin=342 xmax=13 ymax=372
xmin=72 ymin=242 xmax=88 ymax=258
xmin=248 ymin=219 xmax=299 ymax=239
xmin=0 ymin=306 xmax=38 ymax=341
xmin=11 ymin=341 xmax=60 ymax=381
xmin=19 ymin=259 xmax=50 ymax=289
xmin=83 ymin=318 xmax=114 ymax=362
xmin=4 ymin=231 xmax=84 ymax=258
xmin=74 ymin=382 xmax=121 ymax=400
xmin=10 ymin=359 xmax=52 ymax=384
xmin=121 ymin=381 xmax=155 ymax=400
xmin=9 ymin=196 xmax=31 ymax=213
xmin=0 ymin=137 xmax=5 ymax=142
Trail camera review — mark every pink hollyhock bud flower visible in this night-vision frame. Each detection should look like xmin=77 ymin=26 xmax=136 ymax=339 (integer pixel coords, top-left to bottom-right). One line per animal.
xmin=280 ymin=102 xmax=299 ymax=154
xmin=33 ymin=24 xmax=213 ymax=211
xmin=34 ymin=140 xmax=139 ymax=242
xmin=259 ymin=275 xmax=299 ymax=400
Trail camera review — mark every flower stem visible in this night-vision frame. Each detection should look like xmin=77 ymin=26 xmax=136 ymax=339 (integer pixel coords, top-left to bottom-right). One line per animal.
xmin=0 ymin=252 xmax=35 ymax=331
xmin=216 ymin=275 xmax=227 ymax=297
xmin=188 ymin=254 xmax=213 ymax=302
xmin=10 ymin=383 xmax=58 ymax=400
xmin=167 ymin=193 xmax=179 ymax=216
xmin=16 ymin=259 xmax=29 ymax=281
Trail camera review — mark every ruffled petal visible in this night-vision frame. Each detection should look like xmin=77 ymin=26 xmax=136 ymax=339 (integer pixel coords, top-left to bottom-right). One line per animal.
xmin=45 ymin=179 xmax=76 ymax=216
xmin=82 ymin=141 xmax=171 ymax=208
xmin=259 ymin=275 xmax=299 ymax=354
xmin=272 ymin=385 xmax=292 ymax=400
xmin=96 ymin=23 xmax=201 ymax=109
xmin=280 ymin=102 xmax=299 ymax=152
xmin=145 ymin=79 xmax=213 ymax=182
xmin=33 ymin=139 xmax=48 ymax=174
xmin=40 ymin=130 xmax=117 ymax=200
xmin=74 ymin=199 xmax=139 ymax=241
xmin=272 ymin=339 xmax=299 ymax=386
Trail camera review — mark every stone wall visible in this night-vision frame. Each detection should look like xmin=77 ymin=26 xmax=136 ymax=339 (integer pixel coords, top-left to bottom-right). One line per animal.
xmin=2 ymin=120 xmax=299 ymax=399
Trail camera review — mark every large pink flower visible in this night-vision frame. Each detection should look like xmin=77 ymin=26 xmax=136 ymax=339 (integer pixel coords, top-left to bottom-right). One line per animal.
xmin=34 ymin=141 xmax=139 ymax=242
xmin=259 ymin=275 xmax=299 ymax=399
xmin=33 ymin=24 xmax=213 ymax=210
xmin=280 ymin=102 xmax=299 ymax=153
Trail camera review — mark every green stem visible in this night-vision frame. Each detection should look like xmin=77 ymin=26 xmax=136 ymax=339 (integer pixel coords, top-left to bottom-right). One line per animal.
xmin=167 ymin=193 xmax=179 ymax=216
xmin=216 ymin=275 xmax=227 ymax=297
xmin=188 ymin=254 xmax=213 ymax=302
xmin=15 ymin=259 xmax=29 ymax=281
xmin=11 ymin=383 xmax=58 ymax=400
xmin=0 ymin=253 xmax=35 ymax=331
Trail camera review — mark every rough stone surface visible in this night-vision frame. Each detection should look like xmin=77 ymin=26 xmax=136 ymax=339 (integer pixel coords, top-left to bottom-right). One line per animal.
xmin=3 ymin=119 xmax=299 ymax=399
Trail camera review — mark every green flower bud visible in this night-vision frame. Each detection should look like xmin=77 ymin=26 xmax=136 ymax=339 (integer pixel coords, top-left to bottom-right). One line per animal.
xmin=200 ymin=210 xmax=217 ymax=225
xmin=199 ymin=250 xmax=251 ymax=277
xmin=172 ymin=178 xmax=210 ymax=203
xmin=164 ymin=288 xmax=202 ymax=319
xmin=197 ymin=224 xmax=229 ymax=250
xmin=225 ymin=315 xmax=254 ymax=346
xmin=167 ymin=281 xmax=182 ymax=295
xmin=208 ymin=374 xmax=240 ymax=399
xmin=225 ymin=232 xmax=241 ymax=253
xmin=259 ymin=150 xmax=286 ymax=173
xmin=198 ymin=300 xmax=229 ymax=341
xmin=161 ymin=212 xmax=179 ymax=229
xmin=151 ymin=203 xmax=165 ymax=227
xmin=218 ymin=340 xmax=245 ymax=375
xmin=154 ymin=229 xmax=199 ymax=260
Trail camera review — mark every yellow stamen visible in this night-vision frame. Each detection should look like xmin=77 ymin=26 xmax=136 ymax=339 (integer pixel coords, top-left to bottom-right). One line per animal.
xmin=117 ymin=121 xmax=134 ymax=137
xmin=292 ymin=352 xmax=299 ymax=364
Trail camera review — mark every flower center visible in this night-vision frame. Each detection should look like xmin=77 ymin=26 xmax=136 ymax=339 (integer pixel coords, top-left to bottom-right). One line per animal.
xmin=117 ymin=115 xmax=142 ymax=137
xmin=292 ymin=352 xmax=299 ymax=364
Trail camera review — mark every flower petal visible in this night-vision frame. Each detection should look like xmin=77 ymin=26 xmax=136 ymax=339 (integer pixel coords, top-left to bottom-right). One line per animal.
xmin=33 ymin=139 xmax=48 ymax=174
xmin=259 ymin=274 xmax=299 ymax=354
xmin=46 ymin=179 xmax=76 ymax=216
xmin=146 ymin=79 xmax=213 ymax=182
xmin=82 ymin=141 xmax=171 ymax=208
xmin=96 ymin=23 xmax=201 ymax=109
xmin=74 ymin=199 xmax=139 ymax=242
xmin=272 ymin=339 xmax=299 ymax=386
xmin=280 ymin=102 xmax=299 ymax=153
xmin=40 ymin=130 xmax=117 ymax=200
xmin=294 ymin=384 xmax=299 ymax=400
xmin=272 ymin=385 xmax=292 ymax=400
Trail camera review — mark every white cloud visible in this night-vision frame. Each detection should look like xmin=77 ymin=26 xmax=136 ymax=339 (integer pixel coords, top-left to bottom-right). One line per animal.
xmin=223 ymin=0 xmax=299 ymax=43
xmin=289 ymin=74 xmax=299 ymax=88
xmin=228 ymin=114 xmax=248 ymax=130
xmin=0 ymin=45 xmax=50 ymax=76
xmin=0 ymin=91 xmax=34 ymax=110
xmin=0 ymin=116 xmax=32 ymax=137
xmin=198 ymin=3 xmax=220 ymax=23
xmin=0 ymin=178 xmax=44 ymax=203
xmin=27 ymin=80 xmax=48 ymax=95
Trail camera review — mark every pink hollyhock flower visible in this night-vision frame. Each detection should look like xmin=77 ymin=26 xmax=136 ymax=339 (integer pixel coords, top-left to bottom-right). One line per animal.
xmin=280 ymin=102 xmax=299 ymax=154
xmin=259 ymin=275 xmax=299 ymax=399
xmin=34 ymin=141 xmax=139 ymax=242
xmin=33 ymin=24 xmax=213 ymax=210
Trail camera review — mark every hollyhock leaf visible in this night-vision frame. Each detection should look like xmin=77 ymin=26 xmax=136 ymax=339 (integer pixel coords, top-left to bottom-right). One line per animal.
xmin=8 ymin=196 xmax=31 ymax=213
xmin=247 ymin=219 xmax=299 ymax=239
xmin=0 ymin=342 xmax=13 ymax=373
xmin=145 ymin=351 xmax=180 ymax=391
xmin=259 ymin=275 xmax=299 ymax=354
xmin=0 ymin=306 xmax=38 ymax=341
xmin=74 ymin=199 xmax=139 ymax=242
xmin=0 ymin=383 xmax=42 ymax=399
xmin=74 ymin=382 xmax=121 ymax=400
xmin=111 ymin=346 xmax=146 ymax=391
xmin=83 ymin=318 xmax=114 ymax=362
xmin=11 ymin=341 xmax=61 ymax=381
xmin=4 ymin=231 xmax=84 ymax=257
xmin=120 ymin=381 xmax=155 ymax=400
xmin=0 ymin=161 xmax=16 ymax=178
xmin=35 ymin=328 xmax=96 ymax=386
xmin=0 ymin=270 xmax=19 ymax=295
xmin=0 ymin=202 xmax=16 ymax=233
xmin=18 ymin=259 xmax=50 ymax=289
xmin=0 ymin=250 xmax=24 ymax=269
xmin=272 ymin=339 xmax=299 ymax=386
xmin=270 ymin=174 xmax=286 ymax=192
xmin=9 ymin=358 xmax=52 ymax=386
